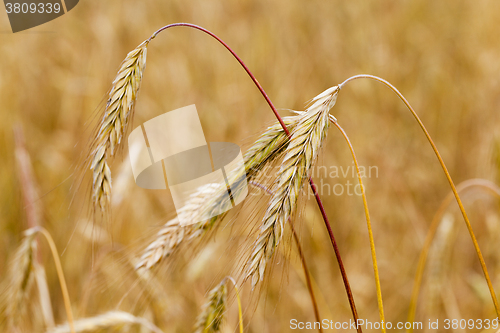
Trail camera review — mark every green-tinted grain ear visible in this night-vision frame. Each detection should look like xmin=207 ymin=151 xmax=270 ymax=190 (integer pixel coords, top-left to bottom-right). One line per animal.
xmin=90 ymin=40 xmax=149 ymax=212
xmin=246 ymin=86 xmax=339 ymax=287
xmin=193 ymin=279 xmax=228 ymax=333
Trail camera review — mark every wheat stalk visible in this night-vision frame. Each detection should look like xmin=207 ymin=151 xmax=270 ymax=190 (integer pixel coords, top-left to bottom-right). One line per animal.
xmin=193 ymin=280 xmax=228 ymax=333
xmin=46 ymin=311 xmax=164 ymax=333
xmin=246 ymin=86 xmax=339 ymax=287
xmin=135 ymin=116 xmax=300 ymax=271
xmin=90 ymin=40 xmax=148 ymax=211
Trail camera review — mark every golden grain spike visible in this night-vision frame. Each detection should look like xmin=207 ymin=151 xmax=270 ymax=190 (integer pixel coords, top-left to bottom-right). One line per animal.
xmin=246 ymin=86 xmax=339 ymax=287
xmin=90 ymin=40 xmax=148 ymax=211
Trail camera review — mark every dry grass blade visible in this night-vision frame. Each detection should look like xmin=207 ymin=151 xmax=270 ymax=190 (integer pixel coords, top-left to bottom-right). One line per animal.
xmin=193 ymin=280 xmax=228 ymax=333
xmin=47 ymin=311 xmax=164 ymax=333
xmin=246 ymin=86 xmax=339 ymax=287
xmin=90 ymin=40 xmax=149 ymax=211
xmin=135 ymin=116 xmax=300 ymax=271
xmin=2 ymin=228 xmax=38 ymax=327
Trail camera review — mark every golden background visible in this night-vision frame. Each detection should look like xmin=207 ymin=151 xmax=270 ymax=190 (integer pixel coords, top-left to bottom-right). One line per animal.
xmin=1 ymin=0 xmax=500 ymax=331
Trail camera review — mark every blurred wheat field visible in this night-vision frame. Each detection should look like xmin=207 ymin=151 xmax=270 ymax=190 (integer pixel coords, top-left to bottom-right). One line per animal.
xmin=1 ymin=0 xmax=500 ymax=332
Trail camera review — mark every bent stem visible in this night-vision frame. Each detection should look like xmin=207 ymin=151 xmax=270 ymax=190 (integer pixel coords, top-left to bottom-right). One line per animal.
xmin=149 ymin=23 xmax=361 ymax=330
xmin=407 ymin=179 xmax=500 ymax=332
xmin=339 ymin=74 xmax=500 ymax=318
xmin=331 ymin=119 xmax=386 ymax=333
xmin=37 ymin=227 xmax=75 ymax=333
xmin=249 ymin=180 xmax=323 ymax=333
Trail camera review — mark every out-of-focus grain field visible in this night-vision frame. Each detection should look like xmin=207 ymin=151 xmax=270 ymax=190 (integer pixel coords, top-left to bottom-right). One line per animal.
xmin=1 ymin=1 xmax=500 ymax=332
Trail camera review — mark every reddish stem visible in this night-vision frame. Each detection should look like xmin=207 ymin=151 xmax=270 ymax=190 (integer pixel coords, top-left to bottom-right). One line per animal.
xmin=149 ymin=23 xmax=361 ymax=330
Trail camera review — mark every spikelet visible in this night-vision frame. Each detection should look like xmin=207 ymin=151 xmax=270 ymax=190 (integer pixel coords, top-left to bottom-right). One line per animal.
xmin=244 ymin=115 xmax=299 ymax=180
xmin=193 ymin=280 xmax=228 ymax=333
xmin=135 ymin=116 xmax=300 ymax=271
xmin=46 ymin=311 xmax=164 ymax=333
xmin=90 ymin=40 xmax=148 ymax=211
xmin=246 ymin=86 xmax=339 ymax=287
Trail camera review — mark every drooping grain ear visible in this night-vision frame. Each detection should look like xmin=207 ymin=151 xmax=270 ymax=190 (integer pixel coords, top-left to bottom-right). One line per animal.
xmin=89 ymin=40 xmax=149 ymax=212
xmin=246 ymin=86 xmax=339 ymax=287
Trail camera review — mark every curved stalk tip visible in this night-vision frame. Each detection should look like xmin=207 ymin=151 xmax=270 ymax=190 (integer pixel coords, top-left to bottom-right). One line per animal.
xmin=339 ymin=74 xmax=500 ymax=322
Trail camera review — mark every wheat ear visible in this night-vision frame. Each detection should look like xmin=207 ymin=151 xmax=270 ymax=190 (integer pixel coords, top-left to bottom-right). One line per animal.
xmin=134 ymin=183 xmax=223 ymax=270
xmin=46 ymin=311 xmax=164 ymax=333
xmin=246 ymin=86 xmax=339 ymax=287
xmin=193 ymin=279 xmax=228 ymax=333
xmin=135 ymin=116 xmax=300 ymax=271
xmin=90 ymin=40 xmax=148 ymax=211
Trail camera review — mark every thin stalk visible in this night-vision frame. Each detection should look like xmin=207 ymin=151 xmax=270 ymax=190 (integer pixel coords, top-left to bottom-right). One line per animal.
xmin=149 ymin=23 xmax=361 ymax=330
xmin=37 ymin=227 xmax=76 ymax=333
xmin=339 ymin=74 xmax=500 ymax=318
xmin=407 ymin=179 xmax=500 ymax=332
xmin=331 ymin=119 xmax=386 ymax=333
xmin=226 ymin=277 xmax=244 ymax=333
xmin=249 ymin=181 xmax=323 ymax=333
